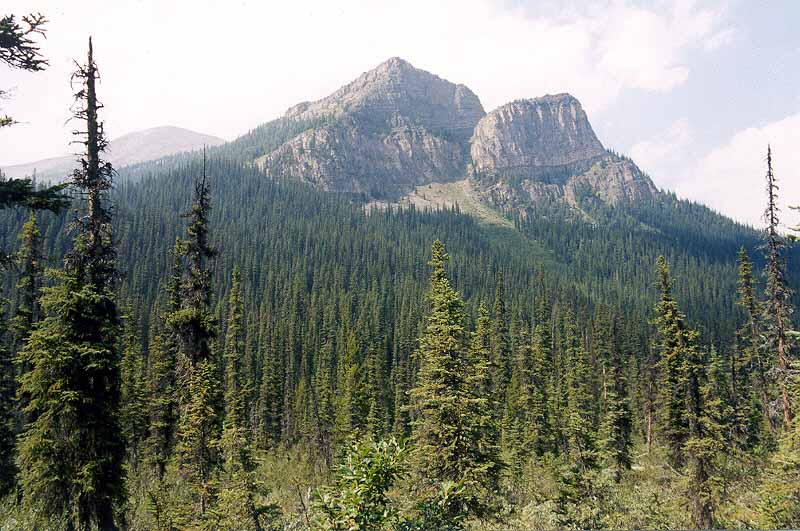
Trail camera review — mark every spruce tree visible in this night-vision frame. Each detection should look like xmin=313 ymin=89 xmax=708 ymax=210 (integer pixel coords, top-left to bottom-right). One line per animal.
xmin=684 ymin=342 xmax=720 ymax=529
xmin=502 ymin=326 xmax=532 ymax=471
xmin=334 ymin=328 xmax=367 ymax=441
xmin=653 ymin=256 xmax=691 ymax=467
xmin=120 ymin=307 xmax=150 ymax=468
xmin=598 ymin=314 xmax=632 ymax=480
xmin=761 ymin=146 xmax=795 ymax=430
xmin=529 ymin=321 xmax=554 ymax=456
xmin=170 ymin=156 xmax=220 ymax=520
xmin=736 ymin=247 xmax=770 ymax=442
xmin=0 ymin=213 xmax=42 ymax=496
xmin=464 ymin=303 xmax=503 ymax=503
xmin=563 ymin=309 xmax=598 ymax=472
xmin=409 ymin=241 xmax=503 ymax=520
xmin=216 ymin=267 xmax=275 ymax=531
xmin=490 ymin=274 xmax=510 ymax=408
xmin=12 ymin=212 xmax=42 ymax=344
xmin=0 ymin=287 xmax=14 ymax=498
xmin=145 ymin=241 xmax=181 ymax=478
xmin=16 ymin=38 xmax=124 ymax=530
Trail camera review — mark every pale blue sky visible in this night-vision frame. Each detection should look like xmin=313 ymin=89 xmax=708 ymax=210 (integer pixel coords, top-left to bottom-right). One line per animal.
xmin=1 ymin=0 xmax=798 ymax=225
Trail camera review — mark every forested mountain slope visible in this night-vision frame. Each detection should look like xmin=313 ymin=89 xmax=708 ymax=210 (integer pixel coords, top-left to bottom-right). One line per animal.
xmin=3 ymin=52 xmax=799 ymax=531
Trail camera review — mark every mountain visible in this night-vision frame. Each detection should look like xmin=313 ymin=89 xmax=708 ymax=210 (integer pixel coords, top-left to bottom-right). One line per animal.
xmin=1 ymin=125 xmax=225 ymax=182
xmin=230 ymin=58 xmax=658 ymax=219
xmin=469 ymin=95 xmax=657 ymax=212
xmin=253 ymin=57 xmax=485 ymax=197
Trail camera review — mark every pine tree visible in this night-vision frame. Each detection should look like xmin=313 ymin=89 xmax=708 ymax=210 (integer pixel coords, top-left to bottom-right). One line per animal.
xmin=409 ymin=241 xmax=502 ymax=520
xmin=464 ymin=303 xmax=503 ymax=505
xmin=312 ymin=314 xmax=335 ymax=465
xmin=145 ymin=241 xmax=181 ymax=478
xmin=120 ymin=307 xmax=150 ymax=468
xmin=490 ymin=274 xmax=510 ymax=411
xmin=11 ymin=212 xmax=42 ymax=344
xmin=0 ymin=212 xmax=42 ymax=496
xmin=735 ymin=247 xmax=770 ymax=442
xmin=502 ymin=327 xmax=532 ymax=471
xmin=16 ymin=38 xmax=124 ymax=530
xmin=684 ymin=343 xmax=720 ymax=529
xmin=653 ymin=256 xmax=691 ymax=467
xmin=215 ymin=267 xmax=275 ymax=531
xmin=363 ymin=343 xmax=388 ymax=437
xmin=170 ymin=155 xmax=220 ymax=520
xmin=761 ymin=146 xmax=795 ymax=430
xmin=0 ymin=287 xmax=15 ymax=498
xmin=529 ymin=321 xmax=554 ymax=456
xmin=334 ymin=328 xmax=368 ymax=441
xmin=598 ymin=314 xmax=632 ymax=480
xmin=563 ymin=309 xmax=598 ymax=472
xmin=256 ymin=330 xmax=283 ymax=449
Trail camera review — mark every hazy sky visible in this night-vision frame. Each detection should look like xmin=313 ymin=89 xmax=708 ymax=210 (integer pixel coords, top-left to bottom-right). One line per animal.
xmin=1 ymin=0 xmax=798 ymax=227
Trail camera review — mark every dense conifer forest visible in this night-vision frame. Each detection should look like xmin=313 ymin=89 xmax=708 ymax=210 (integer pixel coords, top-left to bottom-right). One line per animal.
xmin=2 ymin=11 xmax=800 ymax=531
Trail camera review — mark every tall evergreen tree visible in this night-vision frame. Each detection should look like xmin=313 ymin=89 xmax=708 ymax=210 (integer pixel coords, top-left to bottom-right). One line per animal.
xmin=16 ymin=38 xmax=125 ymax=530
xmin=761 ymin=146 xmax=795 ymax=430
xmin=120 ymin=307 xmax=149 ymax=468
xmin=145 ymin=241 xmax=181 ymax=478
xmin=216 ymin=267 xmax=274 ymax=531
xmin=409 ymin=241 xmax=503 ymax=520
xmin=563 ymin=309 xmax=598 ymax=472
xmin=171 ymin=156 xmax=220 ymax=520
xmin=11 ymin=212 xmax=42 ymax=344
xmin=0 ymin=286 xmax=14 ymax=498
xmin=598 ymin=313 xmax=632 ymax=480
xmin=653 ymin=256 xmax=691 ymax=467
xmin=736 ymin=247 xmax=770 ymax=441
xmin=490 ymin=274 xmax=510 ymax=408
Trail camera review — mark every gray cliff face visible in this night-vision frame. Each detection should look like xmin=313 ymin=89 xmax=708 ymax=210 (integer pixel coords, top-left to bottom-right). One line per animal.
xmin=470 ymin=95 xmax=606 ymax=173
xmin=469 ymin=94 xmax=656 ymax=208
xmin=260 ymin=57 xmax=485 ymax=195
xmin=252 ymin=58 xmax=656 ymax=208
xmin=475 ymin=155 xmax=658 ymax=213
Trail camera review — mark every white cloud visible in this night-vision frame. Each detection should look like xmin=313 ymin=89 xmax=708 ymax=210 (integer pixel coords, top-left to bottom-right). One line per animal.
xmin=630 ymin=118 xmax=694 ymax=180
xmin=0 ymin=0 xmax=733 ymax=165
xmin=674 ymin=113 xmax=800 ymax=227
xmin=704 ymin=28 xmax=736 ymax=51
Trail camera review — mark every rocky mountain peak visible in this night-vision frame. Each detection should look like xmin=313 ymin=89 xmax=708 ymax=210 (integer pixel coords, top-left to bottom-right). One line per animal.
xmin=259 ymin=58 xmax=486 ymax=194
xmin=282 ymin=58 xmax=484 ymax=143
xmin=470 ymin=94 xmax=605 ymax=172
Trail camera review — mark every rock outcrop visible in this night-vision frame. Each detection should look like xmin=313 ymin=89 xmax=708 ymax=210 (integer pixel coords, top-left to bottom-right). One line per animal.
xmin=470 ymin=95 xmax=606 ymax=174
xmin=258 ymin=57 xmax=485 ymax=195
xmin=245 ymin=58 xmax=658 ymax=209
xmin=468 ymin=94 xmax=656 ymax=209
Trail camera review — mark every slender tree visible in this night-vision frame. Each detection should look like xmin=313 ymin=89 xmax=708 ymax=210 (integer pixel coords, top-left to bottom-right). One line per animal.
xmin=761 ymin=146 xmax=795 ymax=430
xmin=216 ymin=267 xmax=275 ymax=531
xmin=409 ymin=241 xmax=503 ymax=520
xmin=171 ymin=154 xmax=220 ymax=519
xmin=0 ymin=287 xmax=14 ymax=497
xmin=490 ymin=274 xmax=510 ymax=407
xmin=145 ymin=240 xmax=182 ymax=478
xmin=653 ymin=256 xmax=691 ymax=467
xmin=598 ymin=314 xmax=632 ymax=480
xmin=16 ymin=38 xmax=125 ymax=530
xmin=735 ymin=247 xmax=770 ymax=442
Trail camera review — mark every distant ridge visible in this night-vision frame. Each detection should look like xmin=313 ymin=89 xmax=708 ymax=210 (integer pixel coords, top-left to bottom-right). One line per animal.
xmin=2 ymin=125 xmax=226 ymax=182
